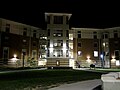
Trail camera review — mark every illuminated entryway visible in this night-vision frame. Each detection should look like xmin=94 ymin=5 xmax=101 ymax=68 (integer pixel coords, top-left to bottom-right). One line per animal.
xmin=69 ymin=59 xmax=75 ymax=68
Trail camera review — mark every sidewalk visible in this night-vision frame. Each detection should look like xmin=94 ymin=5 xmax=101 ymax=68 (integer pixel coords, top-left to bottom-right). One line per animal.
xmin=48 ymin=79 xmax=102 ymax=90
xmin=0 ymin=68 xmax=47 ymax=73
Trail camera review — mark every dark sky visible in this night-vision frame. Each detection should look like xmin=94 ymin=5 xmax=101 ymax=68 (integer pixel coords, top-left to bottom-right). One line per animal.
xmin=0 ymin=0 xmax=120 ymax=29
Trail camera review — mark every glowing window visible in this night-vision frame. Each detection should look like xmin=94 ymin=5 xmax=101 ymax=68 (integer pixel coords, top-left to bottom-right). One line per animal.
xmin=94 ymin=51 xmax=98 ymax=57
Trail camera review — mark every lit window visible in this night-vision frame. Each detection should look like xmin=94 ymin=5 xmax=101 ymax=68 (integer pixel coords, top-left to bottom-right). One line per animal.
xmin=69 ymin=34 xmax=73 ymax=40
xmin=116 ymin=60 xmax=120 ymax=66
xmin=94 ymin=51 xmax=98 ymax=57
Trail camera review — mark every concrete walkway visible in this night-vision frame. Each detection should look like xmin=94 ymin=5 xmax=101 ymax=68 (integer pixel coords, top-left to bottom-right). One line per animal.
xmin=0 ymin=68 xmax=47 ymax=73
xmin=48 ymin=79 xmax=102 ymax=90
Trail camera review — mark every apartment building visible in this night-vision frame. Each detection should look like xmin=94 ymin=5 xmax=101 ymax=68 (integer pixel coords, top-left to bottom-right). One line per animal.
xmin=71 ymin=27 xmax=120 ymax=68
xmin=0 ymin=13 xmax=120 ymax=68
xmin=0 ymin=18 xmax=46 ymax=67
xmin=44 ymin=13 xmax=74 ymax=68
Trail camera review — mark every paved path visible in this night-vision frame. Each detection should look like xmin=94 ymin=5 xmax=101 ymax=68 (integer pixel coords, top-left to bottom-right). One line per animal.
xmin=0 ymin=68 xmax=47 ymax=73
xmin=48 ymin=79 xmax=102 ymax=90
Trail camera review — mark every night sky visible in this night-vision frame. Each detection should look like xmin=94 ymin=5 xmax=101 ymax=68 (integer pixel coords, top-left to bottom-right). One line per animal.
xmin=0 ymin=0 xmax=120 ymax=29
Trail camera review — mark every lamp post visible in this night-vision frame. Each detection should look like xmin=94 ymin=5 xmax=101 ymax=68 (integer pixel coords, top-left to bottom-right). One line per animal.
xmin=22 ymin=52 xmax=25 ymax=68
xmin=100 ymin=53 xmax=104 ymax=68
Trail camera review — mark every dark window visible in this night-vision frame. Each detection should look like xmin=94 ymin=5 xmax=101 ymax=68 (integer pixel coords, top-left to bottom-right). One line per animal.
xmin=78 ymin=34 xmax=81 ymax=38
xmin=5 ymin=27 xmax=10 ymax=33
xmin=47 ymin=50 xmax=50 ymax=57
xmin=33 ymin=33 xmax=36 ymax=38
xmin=94 ymin=35 xmax=97 ymax=39
xmin=105 ymin=34 xmax=108 ymax=38
xmin=66 ymin=30 xmax=69 ymax=37
xmin=47 ymin=16 xmax=50 ymax=24
xmin=93 ymin=32 xmax=97 ymax=39
xmin=115 ymin=50 xmax=119 ymax=60
xmin=23 ymin=28 xmax=27 ymax=36
xmin=93 ymin=32 xmax=97 ymax=34
xmin=47 ymin=40 xmax=50 ymax=47
xmin=5 ymin=24 xmax=10 ymax=33
xmin=114 ymin=33 xmax=118 ymax=38
xmin=78 ymin=31 xmax=81 ymax=38
xmin=66 ymin=40 xmax=69 ymax=47
xmin=78 ymin=31 xmax=81 ymax=33
xmin=94 ymin=43 xmax=98 ymax=47
xmin=33 ymin=30 xmax=36 ymax=38
xmin=3 ymin=47 xmax=9 ymax=64
xmin=54 ymin=16 xmax=63 ymax=24
xmin=24 ymin=28 xmax=27 ymax=30
xmin=66 ymin=16 xmax=69 ymax=24
xmin=33 ymin=41 xmax=37 ymax=47
xmin=78 ymin=43 xmax=81 ymax=47
xmin=23 ymin=31 xmax=27 ymax=36
xmin=48 ymin=29 xmax=50 ymax=36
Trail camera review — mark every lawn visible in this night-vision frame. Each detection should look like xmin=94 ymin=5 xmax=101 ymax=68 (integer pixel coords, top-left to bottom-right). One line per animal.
xmin=0 ymin=69 xmax=103 ymax=90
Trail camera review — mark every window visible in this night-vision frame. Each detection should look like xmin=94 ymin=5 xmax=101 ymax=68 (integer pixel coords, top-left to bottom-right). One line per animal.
xmin=53 ymin=33 xmax=63 ymax=37
xmin=66 ymin=50 xmax=69 ymax=57
xmin=78 ymin=51 xmax=82 ymax=56
xmin=114 ymin=50 xmax=119 ymax=60
xmin=54 ymin=16 xmax=63 ymax=24
xmin=47 ymin=50 xmax=50 ymax=57
xmin=53 ymin=50 xmax=63 ymax=57
xmin=69 ymin=34 xmax=73 ymax=40
xmin=33 ymin=30 xmax=36 ymax=38
xmin=23 ymin=39 xmax=27 ymax=46
xmin=23 ymin=28 xmax=27 ymax=36
xmin=69 ymin=43 xmax=73 ymax=49
xmin=78 ymin=31 xmax=81 ymax=33
xmin=66 ymin=30 xmax=69 ymax=37
xmin=53 ymin=30 xmax=63 ymax=37
xmin=94 ymin=51 xmax=98 ymax=57
xmin=66 ymin=40 xmax=69 ymax=48
xmin=114 ymin=41 xmax=118 ymax=47
xmin=102 ymin=33 xmax=109 ymax=39
xmin=78 ymin=31 xmax=81 ymax=38
xmin=78 ymin=34 xmax=81 ymax=38
xmin=47 ymin=16 xmax=50 ymax=24
xmin=33 ymin=41 xmax=37 ymax=47
xmin=114 ymin=33 xmax=118 ymax=38
xmin=5 ymin=24 xmax=10 ymax=33
xmin=32 ymin=50 xmax=37 ymax=59
xmin=47 ymin=40 xmax=50 ymax=47
xmin=53 ymin=40 xmax=63 ymax=47
xmin=78 ymin=43 xmax=81 ymax=47
xmin=94 ymin=42 xmax=98 ymax=47
xmin=48 ymin=29 xmax=50 ymax=36
xmin=93 ymin=32 xmax=97 ymax=39
xmin=66 ymin=16 xmax=69 ymax=24
xmin=3 ymin=47 xmax=9 ymax=64
xmin=105 ymin=34 xmax=108 ymax=38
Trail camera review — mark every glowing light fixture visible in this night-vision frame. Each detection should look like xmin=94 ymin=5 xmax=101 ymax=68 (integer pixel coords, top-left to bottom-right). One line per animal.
xmin=86 ymin=56 xmax=91 ymax=63
xmin=14 ymin=54 xmax=17 ymax=58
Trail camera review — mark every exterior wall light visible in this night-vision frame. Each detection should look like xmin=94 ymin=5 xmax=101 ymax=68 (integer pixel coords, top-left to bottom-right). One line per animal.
xmin=111 ymin=56 xmax=116 ymax=62
xmin=14 ymin=54 xmax=17 ymax=58
xmin=86 ymin=56 xmax=91 ymax=63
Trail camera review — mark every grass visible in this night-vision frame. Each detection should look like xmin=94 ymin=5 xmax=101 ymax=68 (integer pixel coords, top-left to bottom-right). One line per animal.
xmin=0 ymin=69 xmax=103 ymax=90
